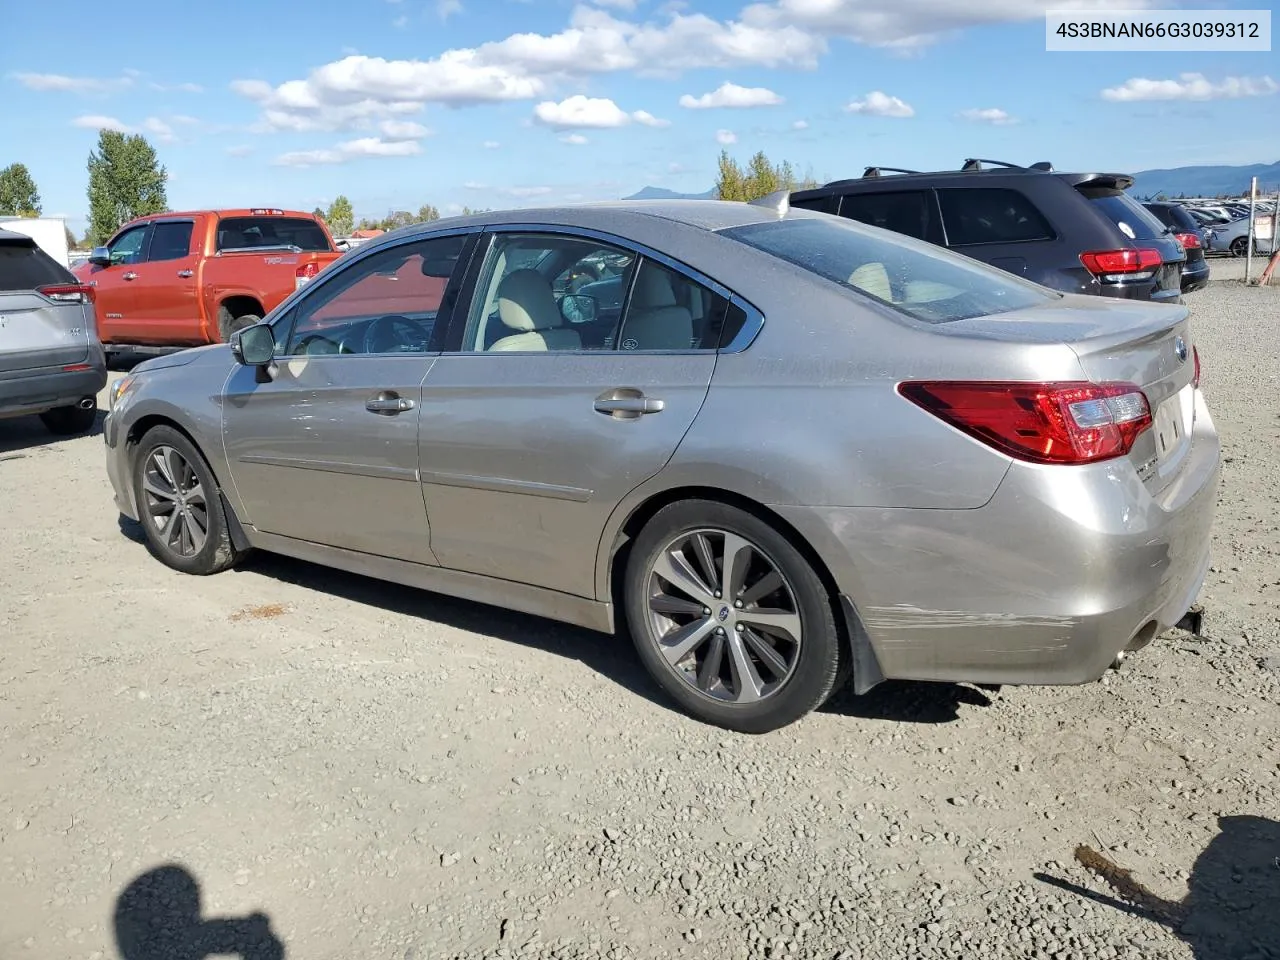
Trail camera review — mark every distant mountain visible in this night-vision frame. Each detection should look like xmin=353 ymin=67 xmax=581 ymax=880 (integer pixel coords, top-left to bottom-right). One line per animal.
xmin=623 ymin=185 xmax=717 ymax=201
xmin=1129 ymin=161 xmax=1280 ymax=199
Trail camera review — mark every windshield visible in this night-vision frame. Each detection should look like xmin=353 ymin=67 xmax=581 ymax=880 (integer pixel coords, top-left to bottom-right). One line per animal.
xmin=721 ymin=216 xmax=1057 ymax=324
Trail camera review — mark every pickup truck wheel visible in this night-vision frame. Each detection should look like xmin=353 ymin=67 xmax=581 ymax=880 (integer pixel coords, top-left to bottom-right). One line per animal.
xmin=218 ymin=309 xmax=261 ymax=342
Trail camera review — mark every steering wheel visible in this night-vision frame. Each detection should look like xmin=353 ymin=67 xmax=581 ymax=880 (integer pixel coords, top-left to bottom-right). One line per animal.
xmin=363 ymin=314 xmax=427 ymax=354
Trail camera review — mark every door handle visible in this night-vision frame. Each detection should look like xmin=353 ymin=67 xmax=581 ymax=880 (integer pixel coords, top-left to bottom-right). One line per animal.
xmin=177 ymin=269 xmax=193 ymax=278
xmin=594 ymin=389 xmax=665 ymax=419
xmin=366 ymin=392 xmax=415 ymax=415
xmin=122 ymin=272 xmax=138 ymax=281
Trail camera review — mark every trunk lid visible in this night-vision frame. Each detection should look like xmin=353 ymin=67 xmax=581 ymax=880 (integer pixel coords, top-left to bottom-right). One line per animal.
xmin=0 ymin=237 xmax=90 ymax=374
xmin=1076 ymin=183 xmax=1185 ymax=303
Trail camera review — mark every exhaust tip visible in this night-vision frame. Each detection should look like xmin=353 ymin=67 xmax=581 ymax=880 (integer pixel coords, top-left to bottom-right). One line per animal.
xmin=78 ymin=397 xmax=96 ymax=410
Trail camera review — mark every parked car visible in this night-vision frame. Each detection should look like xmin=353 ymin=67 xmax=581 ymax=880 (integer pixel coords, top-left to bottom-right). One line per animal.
xmin=1143 ymin=202 xmax=1211 ymax=293
xmin=72 ymin=208 xmax=342 ymax=357
xmin=1203 ymin=214 xmax=1275 ymax=258
xmin=102 ymin=200 xmax=1219 ymax=732
xmin=790 ymin=160 xmax=1187 ymax=304
xmin=1 ymin=228 xmax=106 ymax=435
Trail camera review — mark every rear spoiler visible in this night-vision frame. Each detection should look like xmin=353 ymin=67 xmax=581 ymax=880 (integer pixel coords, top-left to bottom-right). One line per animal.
xmin=1062 ymin=173 xmax=1135 ymax=191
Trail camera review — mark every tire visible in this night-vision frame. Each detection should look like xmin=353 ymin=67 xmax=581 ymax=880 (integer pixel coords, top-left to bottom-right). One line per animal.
xmin=1230 ymin=237 xmax=1249 ymax=258
xmin=218 ymin=308 xmax=261 ymax=342
xmin=39 ymin=403 xmax=98 ymax=435
xmin=624 ymin=499 xmax=841 ymax=733
xmin=132 ymin=425 xmax=240 ymax=576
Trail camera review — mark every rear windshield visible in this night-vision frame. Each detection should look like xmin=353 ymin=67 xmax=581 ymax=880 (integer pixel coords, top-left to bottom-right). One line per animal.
xmin=1079 ymin=188 xmax=1169 ymax=241
xmin=0 ymin=240 xmax=75 ymax=292
xmin=216 ymin=216 xmax=332 ymax=252
xmin=722 ymin=216 xmax=1056 ymax=324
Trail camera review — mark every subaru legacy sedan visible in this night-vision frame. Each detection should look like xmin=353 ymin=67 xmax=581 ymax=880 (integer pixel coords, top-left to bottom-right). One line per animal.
xmin=102 ymin=199 xmax=1219 ymax=733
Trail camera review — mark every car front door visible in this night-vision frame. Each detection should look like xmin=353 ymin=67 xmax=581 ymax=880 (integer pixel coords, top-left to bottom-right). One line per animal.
xmin=129 ymin=218 xmax=200 ymax=344
xmin=417 ymin=228 xmax=726 ymax=598
xmin=221 ymin=231 xmax=475 ymax=564
xmin=83 ymin=223 xmax=151 ymax=337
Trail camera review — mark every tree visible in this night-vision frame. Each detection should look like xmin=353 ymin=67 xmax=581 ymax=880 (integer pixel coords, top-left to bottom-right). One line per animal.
xmin=715 ymin=150 xmax=818 ymax=202
xmin=64 ymin=225 xmax=79 ymax=250
xmin=325 ymin=195 xmax=354 ymax=236
xmin=417 ymin=204 xmax=440 ymax=223
xmin=86 ymin=131 xmax=168 ymax=245
xmin=311 ymin=206 xmax=325 ymax=219
xmin=0 ymin=162 xmax=42 ymax=216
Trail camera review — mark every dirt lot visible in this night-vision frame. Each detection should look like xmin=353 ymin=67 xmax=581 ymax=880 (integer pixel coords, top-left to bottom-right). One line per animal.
xmin=2 ymin=259 xmax=1278 ymax=960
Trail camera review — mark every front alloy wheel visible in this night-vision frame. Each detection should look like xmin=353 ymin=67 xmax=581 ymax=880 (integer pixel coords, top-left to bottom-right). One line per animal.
xmin=141 ymin=444 xmax=210 ymax=558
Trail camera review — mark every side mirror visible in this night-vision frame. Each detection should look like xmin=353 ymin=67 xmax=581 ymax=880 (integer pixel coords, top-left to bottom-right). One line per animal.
xmin=559 ymin=293 xmax=598 ymax=324
xmin=88 ymin=246 xmax=111 ymax=267
xmin=231 ymin=322 xmax=276 ymax=366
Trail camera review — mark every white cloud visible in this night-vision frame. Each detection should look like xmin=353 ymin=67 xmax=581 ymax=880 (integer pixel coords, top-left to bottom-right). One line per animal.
xmin=1101 ymin=73 xmax=1278 ymax=102
xmin=792 ymin=118 xmax=808 ymax=130
xmin=464 ymin=180 xmax=488 ymax=189
xmin=742 ymin=0 xmax=1158 ymax=50
xmin=503 ymin=186 xmax=554 ymax=197
xmin=392 ymin=14 xmax=409 ymax=28
xmin=437 ymin=0 xmax=463 ymax=18
xmin=142 ymin=117 xmax=176 ymax=142
xmin=150 ymin=80 xmax=205 ymax=94
xmin=170 ymin=114 xmax=201 ymax=126
xmin=15 ymin=72 xmax=134 ymax=94
xmin=379 ymin=119 xmax=431 ymax=139
xmin=560 ymin=133 xmax=589 ymax=144
xmin=845 ymin=90 xmax=914 ymax=118
xmin=592 ymin=0 xmax=638 ymax=7
xmin=72 ymin=114 xmax=132 ymax=133
xmin=632 ymin=109 xmax=671 ymax=127
xmin=716 ymin=128 xmax=737 ymax=144
xmin=273 ymin=136 xmax=423 ymax=167
xmin=226 ymin=145 xmax=254 ymax=157
xmin=679 ymin=81 xmax=783 ymax=109
xmin=960 ymin=107 xmax=1016 ymax=125
xmin=535 ymin=94 xmax=632 ymax=128
xmin=483 ymin=140 xmax=500 ymax=148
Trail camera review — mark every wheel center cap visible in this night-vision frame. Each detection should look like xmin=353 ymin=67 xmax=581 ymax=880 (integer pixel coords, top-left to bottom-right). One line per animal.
xmin=717 ymin=606 xmax=731 ymax=623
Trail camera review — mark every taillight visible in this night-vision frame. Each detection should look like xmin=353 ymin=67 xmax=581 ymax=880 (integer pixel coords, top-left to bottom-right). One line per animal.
xmin=1193 ymin=346 xmax=1201 ymax=388
xmin=1174 ymin=232 xmax=1201 ymax=250
xmin=36 ymin=283 xmax=95 ymax=304
xmin=1078 ymin=248 xmax=1163 ymax=281
xmin=898 ymin=380 xmax=1152 ymax=465
xmin=295 ymin=262 xmax=320 ymax=289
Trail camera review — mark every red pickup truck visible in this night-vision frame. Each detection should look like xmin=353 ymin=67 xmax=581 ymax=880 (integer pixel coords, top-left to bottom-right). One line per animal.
xmin=73 ymin=208 xmax=343 ymax=352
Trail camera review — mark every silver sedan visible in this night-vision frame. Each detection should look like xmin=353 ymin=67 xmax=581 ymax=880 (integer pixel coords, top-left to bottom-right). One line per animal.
xmin=102 ymin=200 xmax=1219 ymax=732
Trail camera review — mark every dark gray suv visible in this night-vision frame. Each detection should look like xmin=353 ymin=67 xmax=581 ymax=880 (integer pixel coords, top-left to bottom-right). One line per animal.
xmin=790 ymin=160 xmax=1186 ymax=303
xmin=0 ymin=229 xmax=106 ymax=435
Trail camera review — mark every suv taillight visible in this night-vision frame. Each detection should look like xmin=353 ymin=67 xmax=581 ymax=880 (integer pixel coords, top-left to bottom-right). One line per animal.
xmin=1079 ymin=248 xmax=1163 ymax=281
xmin=1193 ymin=346 xmax=1201 ymax=389
xmin=36 ymin=283 xmax=95 ymax=304
xmin=1174 ymin=232 xmax=1201 ymax=250
xmin=898 ymin=380 xmax=1152 ymax=465
xmin=295 ymin=262 xmax=320 ymax=289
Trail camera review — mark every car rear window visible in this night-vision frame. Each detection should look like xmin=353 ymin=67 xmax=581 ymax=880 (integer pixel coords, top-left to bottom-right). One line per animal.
xmin=0 ymin=239 xmax=75 ymax=292
xmin=1078 ymin=188 xmax=1169 ymax=241
xmin=937 ymin=188 xmax=1055 ymax=245
xmin=723 ymin=216 xmax=1056 ymax=324
xmin=216 ymin=216 xmax=332 ymax=252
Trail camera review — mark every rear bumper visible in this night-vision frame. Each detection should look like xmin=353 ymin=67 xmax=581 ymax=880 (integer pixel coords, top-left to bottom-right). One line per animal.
xmin=1181 ymin=258 xmax=1211 ymax=294
xmin=778 ymin=391 xmax=1220 ymax=686
xmin=0 ymin=351 xmax=107 ymax=418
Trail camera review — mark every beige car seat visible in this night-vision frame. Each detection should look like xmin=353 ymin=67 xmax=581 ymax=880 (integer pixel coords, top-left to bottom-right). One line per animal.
xmin=621 ymin=266 xmax=694 ymax=350
xmin=490 ymin=269 xmax=581 ymax=352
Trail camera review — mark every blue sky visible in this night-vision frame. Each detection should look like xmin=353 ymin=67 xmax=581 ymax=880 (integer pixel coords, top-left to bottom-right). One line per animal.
xmin=5 ymin=0 xmax=1277 ymax=235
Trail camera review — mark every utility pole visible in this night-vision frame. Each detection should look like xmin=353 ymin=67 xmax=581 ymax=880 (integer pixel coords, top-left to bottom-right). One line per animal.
xmin=1245 ymin=177 xmax=1257 ymax=282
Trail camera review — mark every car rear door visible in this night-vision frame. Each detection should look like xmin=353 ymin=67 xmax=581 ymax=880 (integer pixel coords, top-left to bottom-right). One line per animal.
xmin=0 ymin=234 xmax=91 ymax=376
xmin=128 ymin=217 xmax=201 ymax=343
xmin=416 ymin=227 xmax=724 ymax=599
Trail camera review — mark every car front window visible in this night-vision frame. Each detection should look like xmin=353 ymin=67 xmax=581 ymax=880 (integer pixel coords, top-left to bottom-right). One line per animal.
xmin=721 ymin=215 xmax=1058 ymax=324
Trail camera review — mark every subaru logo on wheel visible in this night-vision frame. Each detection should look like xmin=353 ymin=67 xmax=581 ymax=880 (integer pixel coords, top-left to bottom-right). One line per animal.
xmin=1174 ymin=336 xmax=1188 ymax=362
xmin=718 ymin=606 xmax=731 ymax=622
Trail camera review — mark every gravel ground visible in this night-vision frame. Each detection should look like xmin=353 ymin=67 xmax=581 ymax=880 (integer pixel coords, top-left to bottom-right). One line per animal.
xmin=2 ymin=258 xmax=1277 ymax=960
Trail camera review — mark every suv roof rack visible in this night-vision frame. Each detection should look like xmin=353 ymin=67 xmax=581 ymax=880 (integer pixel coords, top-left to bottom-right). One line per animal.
xmin=861 ymin=166 xmax=920 ymax=179
xmin=961 ymin=158 xmax=1053 ymax=173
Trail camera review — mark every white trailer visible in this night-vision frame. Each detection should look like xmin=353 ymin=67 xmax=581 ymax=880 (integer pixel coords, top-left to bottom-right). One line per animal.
xmin=0 ymin=216 xmax=70 ymax=268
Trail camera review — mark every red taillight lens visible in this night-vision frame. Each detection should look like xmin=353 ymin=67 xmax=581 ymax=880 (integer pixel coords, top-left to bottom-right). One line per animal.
xmin=1079 ymin=248 xmax=1163 ymax=277
xmin=1193 ymin=346 xmax=1201 ymax=388
xmin=1174 ymin=231 xmax=1201 ymax=250
xmin=36 ymin=283 xmax=95 ymax=304
xmin=898 ymin=381 xmax=1152 ymax=465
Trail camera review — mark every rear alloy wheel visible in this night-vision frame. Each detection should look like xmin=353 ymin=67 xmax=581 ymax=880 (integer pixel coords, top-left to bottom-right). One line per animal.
xmin=39 ymin=402 xmax=98 ymax=436
xmin=1230 ymin=237 xmax=1249 ymax=258
xmin=133 ymin=426 xmax=240 ymax=575
xmin=625 ymin=500 xmax=841 ymax=733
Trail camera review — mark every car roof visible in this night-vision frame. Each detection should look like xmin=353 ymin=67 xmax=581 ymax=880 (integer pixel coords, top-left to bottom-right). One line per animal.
xmin=794 ymin=165 xmax=1134 ymax=196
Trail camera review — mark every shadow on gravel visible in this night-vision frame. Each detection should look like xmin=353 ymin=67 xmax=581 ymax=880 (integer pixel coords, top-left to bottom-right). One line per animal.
xmin=1035 ymin=814 xmax=1280 ymax=959
xmin=235 ymin=551 xmax=667 ymax=708
xmin=114 ymin=863 xmax=285 ymax=960
xmin=0 ymin=409 xmax=104 ymax=457
xmin=820 ymin=679 xmax=994 ymax=724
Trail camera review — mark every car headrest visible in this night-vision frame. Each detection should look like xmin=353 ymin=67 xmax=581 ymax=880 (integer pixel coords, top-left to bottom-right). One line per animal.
xmin=497 ymin=269 xmax=560 ymax=332
xmin=631 ymin=266 xmax=678 ymax=308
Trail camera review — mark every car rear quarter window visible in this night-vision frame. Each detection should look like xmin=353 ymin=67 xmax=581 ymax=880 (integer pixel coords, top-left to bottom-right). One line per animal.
xmin=937 ymin=188 xmax=1055 ymax=245
xmin=216 ymin=217 xmax=332 ymax=252
xmin=0 ymin=240 xmax=75 ymax=291
xmin=837 ymin=190 xmax=933 ymax=241
xmin=722 ymin=216 xmax=1056 ymax=324
xmin=1077 ymin=188 xmax=1169 ymax=241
